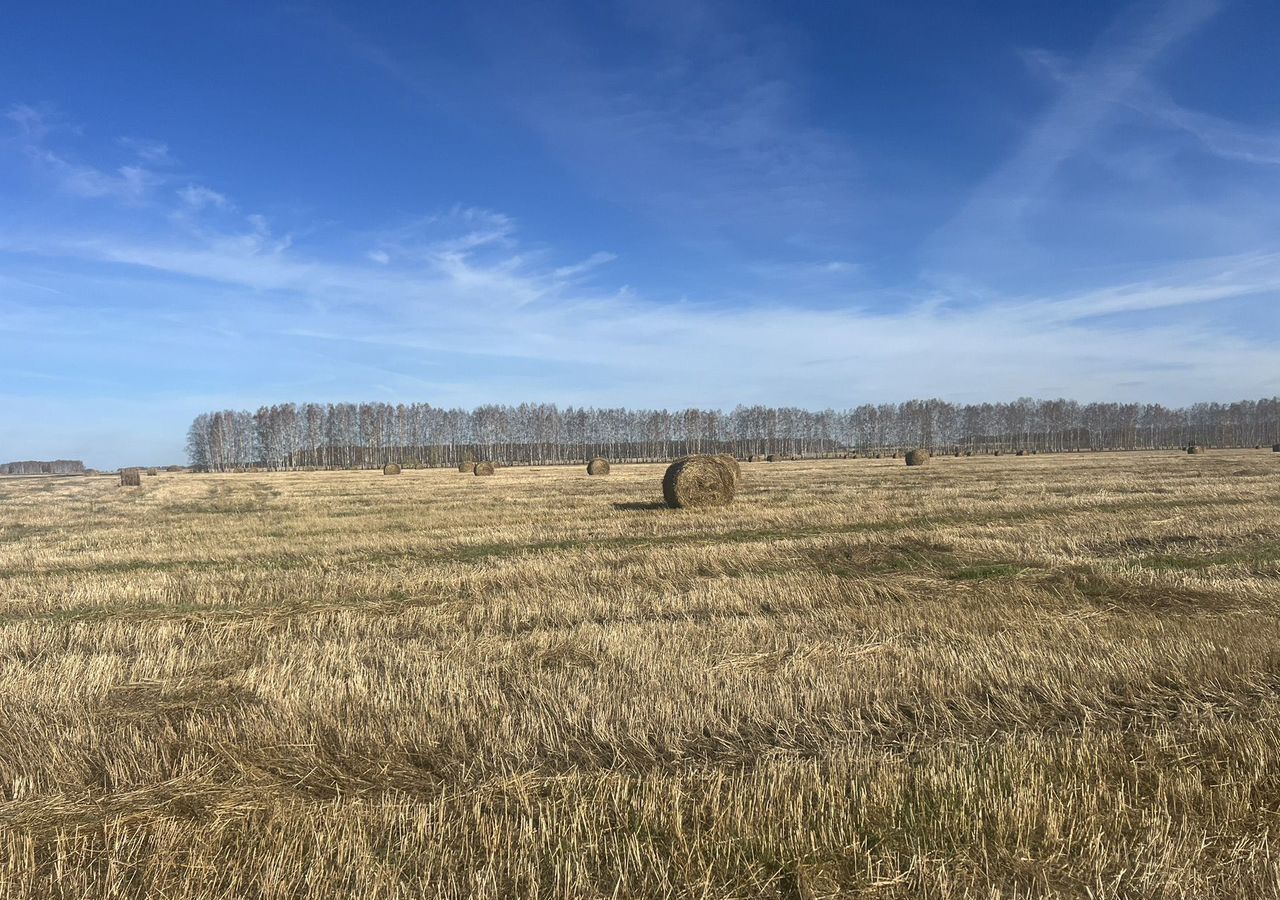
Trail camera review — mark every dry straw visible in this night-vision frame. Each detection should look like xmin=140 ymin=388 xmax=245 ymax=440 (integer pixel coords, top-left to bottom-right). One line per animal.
xmin=715 ymin=454 xmax=742 ymax=484
xmin=587 ymin=457 xmax=611 ymax=475
xmin=474 ymin=462 xmax=495 ymax=476
xmin=662 ymin=455 xmax=736 ymax=509
xmin=119 ymin=469 xmax=141 ymax=487
xmin=905 ymin=449 xmax=930 ymax=467
xmin=383 ymin=463 xmax=401 ymax=475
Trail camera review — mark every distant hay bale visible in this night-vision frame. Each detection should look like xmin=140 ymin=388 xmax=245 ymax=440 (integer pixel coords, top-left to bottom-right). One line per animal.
xmin=662 ymin=455 xmax=736 ymax=509
xmin=714 ymin=454 xmax=741 ymax=484
xmin=1273 ymin=444 xmax=1280 ymax=452
xmin=473 ymin=462 xmax=495 ymax=476
xmin=747 ymin=455 xmax=758 ymax=463
xmin=587 ymin=457 xmax=611 ymax=475
xmin=165 ymin=465 xmax=183 ymax=473
xmin=964 ymin=451 xmax=973 ymax=457
xmin=383 ymin=463 xmax=401 ymax=475
xmin=994 ymin=450 xmax=1003 ymax=456
xmin=1016 ymin=450 xmax=1027 ymax=456
xmin=905 ymin=449 xmax=929 ymax=467
xmin=1187 ymin=445 xmax=1203 ymax=454
xmin=146 ymin=468 xmax=158 ymax=476
xmin=458 ymin=461 xmax=477 ymax=473
xmin=119 ymin=469 xmax=141 ymax=487
xmin=766 ymin=454 xmax=778 ymax=462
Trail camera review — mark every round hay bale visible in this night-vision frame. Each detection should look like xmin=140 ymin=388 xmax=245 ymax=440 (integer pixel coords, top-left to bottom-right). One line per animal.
xmin=766 ymin=454 xmax=778 ymax=462
xmin=458 ymin=461 xmax=477 ymax=473
xmin=587 ymin=457 xmax=611 ymax=475
xmin=119 ymin=469 xmax=141 ymax=487
xmin=747 ymin=455 xmax=758 ymax=463
xmin=662 ymin=455 xmax=736 ymax=509
xmin=714 ymin=454 xmax=742 ymax=484
xmin=1187 ymin=445 xmax=1203 ymax=455
xmin=473 ymin=462 xmax=495 ymax=476
xmin=1016 ymin=449 xmax=1027 ymax=456
xmin=146 ymin=468 xmax=158 ymax=477
xmin=383 ymin=463 xmax=401 ymax=475
xmin=905 ymin=449 xmax=929 ymax=466
xmin=993 ymin=450 xmax=1003 ymax=457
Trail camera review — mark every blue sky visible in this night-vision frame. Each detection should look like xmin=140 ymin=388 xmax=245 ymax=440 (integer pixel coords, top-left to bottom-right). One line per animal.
xmin=2 ymin=0 xmax=1279 ymax=468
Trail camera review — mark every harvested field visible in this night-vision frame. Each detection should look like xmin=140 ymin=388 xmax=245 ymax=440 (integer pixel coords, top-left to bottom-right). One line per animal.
xmin=1 ymin=450 xmax=1279 ymax=898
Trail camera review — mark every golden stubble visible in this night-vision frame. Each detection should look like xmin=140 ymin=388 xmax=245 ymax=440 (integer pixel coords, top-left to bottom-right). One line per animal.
xmin=0 ymin=451 xmax=1278 ymax=898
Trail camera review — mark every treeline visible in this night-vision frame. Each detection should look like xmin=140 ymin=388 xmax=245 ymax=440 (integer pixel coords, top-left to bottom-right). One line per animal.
xmin=0 ymin=460 xmax=86 ymax=475
xmin=184 ymin=398 xmax=1280 ymax=471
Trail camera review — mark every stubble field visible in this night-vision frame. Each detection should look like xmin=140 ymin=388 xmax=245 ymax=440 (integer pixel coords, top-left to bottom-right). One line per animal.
xmin=1 ymin=451 xmax=1278 ymax=898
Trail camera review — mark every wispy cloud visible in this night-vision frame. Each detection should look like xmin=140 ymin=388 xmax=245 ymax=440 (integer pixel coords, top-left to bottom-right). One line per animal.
xmin=7 ymin=164 xmax=1276 ymax=413
xmin=117 ymin=136 xmax=175 ymax=166
xmin=319 ymin=2 xmax=861 ymax=262
xmin=932 ymin=0 xmax=1223 ymax=272
xmin=7 ymin=104 xmax=163 ymax=204
xmin=1024 ymin=41 xmax=1280 ymax=168
xmin=177 ymin=184 xmax=230 ymax=211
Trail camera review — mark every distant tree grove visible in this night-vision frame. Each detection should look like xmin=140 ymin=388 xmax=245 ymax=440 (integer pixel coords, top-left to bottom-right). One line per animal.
xmin=0 ymin=460 xmax=86 ymax=475
xmin=183 ymin=398 xmax=1280 ymax=471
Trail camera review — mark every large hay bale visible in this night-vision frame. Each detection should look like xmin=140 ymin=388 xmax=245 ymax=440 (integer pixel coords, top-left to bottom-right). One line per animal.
xmin=119 ymin=469 xmax=141 ymax=487
xmin=587 ymin=457 xmax=611 ymax=475
xmin=146 ymin=468 xmax=158 ymax=476
xmin=662 ymin=455 xmax=736 ymax=509
xmin=714 ymin=454 xmax=742 ymax=484
xmin=905 ymin=449 xmax=929 ymax=467
xmin=458 ymin=461 xmax=477 ymax=473
xmin=383 ymin=463 xmax=401 ymax=475
xmin=473 ymin=462 xmax=495 ymax=476
xmin=1187 ymin=445 xmax=1203 ymax=454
